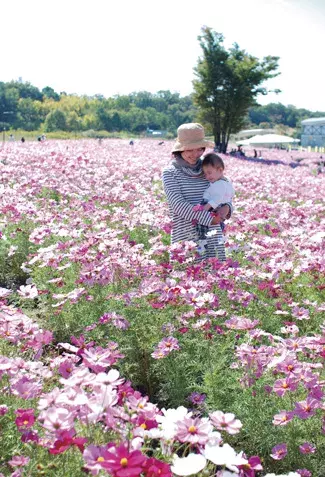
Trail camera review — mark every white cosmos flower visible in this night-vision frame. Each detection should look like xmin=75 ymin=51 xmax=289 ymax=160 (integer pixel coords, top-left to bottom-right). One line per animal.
xmin=156 ymin=406 xmax=191 ymax=440
xmin=204 ymin=443 xmax=248 ymax=472
xmin=171 ymin=453 xmax=207 ymax=476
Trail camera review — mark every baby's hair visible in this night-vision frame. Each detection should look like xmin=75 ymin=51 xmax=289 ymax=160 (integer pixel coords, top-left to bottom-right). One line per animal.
xmin=202 ymin=153 xmax=225 ymax=170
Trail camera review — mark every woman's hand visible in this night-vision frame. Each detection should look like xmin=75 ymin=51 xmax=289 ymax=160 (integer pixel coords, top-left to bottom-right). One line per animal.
xmin=210 ymin=204 xmax=230 ymax=225
xmin=211 ymin=215 xmax=222 ymax=225
xmin=217 ymin=204 xmax=230 ymax=220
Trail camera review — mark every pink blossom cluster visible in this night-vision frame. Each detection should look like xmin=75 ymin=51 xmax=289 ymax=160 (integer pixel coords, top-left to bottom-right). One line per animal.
xmin=0 ymin=303 xmax=53 ymax=356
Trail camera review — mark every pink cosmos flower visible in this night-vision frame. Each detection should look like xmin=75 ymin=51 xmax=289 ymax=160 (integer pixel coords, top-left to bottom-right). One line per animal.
xmin=11 ymin=377 xmax=42 ymax=399
xmin=8 ymin=455 xmax=30 ymax=467
xmin=297 ymin=469 xmax=312 ymax=477
xmin=112 ymin=316 xmax=130 ymax=330
xmin=272 ymin=411 xmax=295 ymax=426
xmin=82 ymin=346 xmax=122 ymax=373
xmin=58 ymin=359 xmax=75 ymax=378
xmin=273 ymin=377 xmax=298 ymax=397
xmin=151 ymin=336 xmax=180 ymax=359
xmin=100 ymin=442 xmax=147 ymax=477
xmin=292 ymin=306 xmax=310 ymax=320
xmin=270 ymin=443 xmax=287 ymax=460
xmin=175 ymin=416 xmax=212 ymax=445
xmin=40 ymin=407 xmax=75 ymax=434
xmin=70 ymin=334 xmax=95 ymax=355
xmin=83 ymin=444 xmax=116 ymax=474
xmin=209 ymin=411 xmax=243 ymax=434
xmin=99 ymin=312 xmax=130 ymax=329
xmin=224 ymin=316 xmax=259 ymax=330
xmin=294 ymin=397 xmax=320 ymax=419
xmin=17 ymin=285 xmax=38 ymax=299
xmin=158 ymin=336 xmax=180 ymax=352
xmin=299 ymin=442 xmax=316 ymax=454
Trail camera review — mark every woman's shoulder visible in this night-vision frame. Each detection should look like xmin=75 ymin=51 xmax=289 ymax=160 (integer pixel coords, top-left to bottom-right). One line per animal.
xmin=162 ymin=164 xmax=177 ymax=173
xmin=162 ymin=164 xmax=180 ymax=178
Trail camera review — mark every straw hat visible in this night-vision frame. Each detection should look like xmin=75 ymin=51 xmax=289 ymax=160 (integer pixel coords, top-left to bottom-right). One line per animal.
xmin=172 ymin=123 xmax=214 ymax=152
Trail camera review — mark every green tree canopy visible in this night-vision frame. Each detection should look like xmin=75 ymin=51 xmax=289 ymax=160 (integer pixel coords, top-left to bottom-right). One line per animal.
xmin=44 ymin=109 xmax=67 ymax=132
xmin=193 ymin=27 xmax=280 ymax=152
xmin=42 ymin=86 xmax=60 ymax=101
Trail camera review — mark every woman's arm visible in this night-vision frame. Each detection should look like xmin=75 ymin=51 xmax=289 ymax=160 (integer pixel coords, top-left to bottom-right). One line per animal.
xmin=162 ymin=169 xmax=213 ymax=227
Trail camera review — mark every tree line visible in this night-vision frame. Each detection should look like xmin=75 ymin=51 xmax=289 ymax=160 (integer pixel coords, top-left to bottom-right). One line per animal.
xmin=1 ymin=27 xmax=324 ymax=149
xmin=1 ymin=80 xmax=321 ymax=134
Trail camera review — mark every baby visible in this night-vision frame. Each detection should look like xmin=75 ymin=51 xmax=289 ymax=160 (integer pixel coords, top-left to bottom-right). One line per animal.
xmin=202 ymin=153 xmax=234 ymax=216
xmin=196 ymin=153 xmax=234 ymax=254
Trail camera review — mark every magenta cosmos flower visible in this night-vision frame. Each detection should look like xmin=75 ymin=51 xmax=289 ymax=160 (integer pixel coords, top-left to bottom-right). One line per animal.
xmin=270 ymin=443 xmax=287 ymax=460
xmin=238 ymin=455 xmax=263 ymax=477
xmin=299 ymin=442 xmax=316 ymax=454
xmin=188 ymin=391 xmax=206 ymax=406
xmin=142 ymin=457 xmax=171 ymax=477
xmin=100 ymin=443 xmax=147 ymax=477
xmin=15 ymin=408 xmax=35 ymax=430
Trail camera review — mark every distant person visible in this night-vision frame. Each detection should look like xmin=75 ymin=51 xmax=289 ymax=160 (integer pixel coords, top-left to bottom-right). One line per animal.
xmin=317 ymin=160 xmax=325 ymax=175
xmin=158 ymin=141 xmax=164 ymax=145
xmin=9 ymin=134 xmax=15 ymax=142
xmin=129 ymin=140 xmax=134 ymax=146
xmin=37 ymin=136 xmax=42 ymax=142
xmin=21 ymin=137 xmax=25 ymax=143
xmin=254 ymin=149 xmax=257 ymax=158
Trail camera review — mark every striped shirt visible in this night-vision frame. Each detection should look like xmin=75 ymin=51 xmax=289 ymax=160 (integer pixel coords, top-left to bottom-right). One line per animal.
xmin=162 ymin=165 xmax=231 ymax=261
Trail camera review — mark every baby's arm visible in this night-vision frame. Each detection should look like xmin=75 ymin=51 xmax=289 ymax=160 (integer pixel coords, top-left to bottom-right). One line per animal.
xmin=203 ymin=183 xmax=225 ymax=210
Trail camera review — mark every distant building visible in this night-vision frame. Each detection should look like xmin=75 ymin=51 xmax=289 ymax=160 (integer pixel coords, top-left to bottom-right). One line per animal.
xmin=301 ymin=117 xmax=325 ymax=147
xmin=146 ymin=128 xmax=167 ymax=138
xmin=235 ymin=128 xmax=275 ymax=139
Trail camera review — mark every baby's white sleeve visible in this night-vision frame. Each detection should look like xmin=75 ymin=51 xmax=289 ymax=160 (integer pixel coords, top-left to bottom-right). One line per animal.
xmin=203 ymin=183 xmax=225 ymax=209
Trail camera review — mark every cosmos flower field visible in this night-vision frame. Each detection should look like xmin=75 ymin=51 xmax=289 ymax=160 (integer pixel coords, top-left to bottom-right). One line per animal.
xmin=0 ymin=139 xmax=324 ymax=477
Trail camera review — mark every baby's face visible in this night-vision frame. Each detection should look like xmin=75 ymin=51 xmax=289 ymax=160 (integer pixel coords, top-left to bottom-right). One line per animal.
xmin=203 ymin=165 xmax=223 ymax=183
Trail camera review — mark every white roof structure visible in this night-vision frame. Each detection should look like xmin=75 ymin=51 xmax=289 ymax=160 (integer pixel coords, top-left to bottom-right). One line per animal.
xmin=236 ymin=134 xmax=299 ymax=146
xmin=301 ymin=117 xmax=325 ymax=125
xmin=236 ymin=128 xmax=275 ymax=138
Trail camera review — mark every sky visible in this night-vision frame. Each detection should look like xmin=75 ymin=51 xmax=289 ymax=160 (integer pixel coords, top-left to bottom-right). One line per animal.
xmin=2 ymin=0 xmax=325 ymax=111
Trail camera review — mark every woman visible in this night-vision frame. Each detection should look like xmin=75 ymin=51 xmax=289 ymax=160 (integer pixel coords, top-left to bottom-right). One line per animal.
xmin=162 ymin=123 xmax=231 ymax=261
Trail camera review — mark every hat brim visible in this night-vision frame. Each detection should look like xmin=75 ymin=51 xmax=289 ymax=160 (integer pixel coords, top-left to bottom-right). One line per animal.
xmin=172 ymin=138 xmax=214 ymax=153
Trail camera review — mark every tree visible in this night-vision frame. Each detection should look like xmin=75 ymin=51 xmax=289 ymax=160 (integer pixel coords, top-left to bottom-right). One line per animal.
xmin=193 ymin=27 xmax=280 ymax=152
xmin=15 ymin=98 xmax=43 ymax=130
xmin=42 ymin=86 xmax=60 ymax=101
xmin=44 ymin=109 xmax=67 ymax=132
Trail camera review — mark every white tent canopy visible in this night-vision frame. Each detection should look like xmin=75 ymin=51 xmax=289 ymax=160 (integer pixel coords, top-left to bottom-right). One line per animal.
xmin=236 ymin=134 xmax=300 ymax=146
